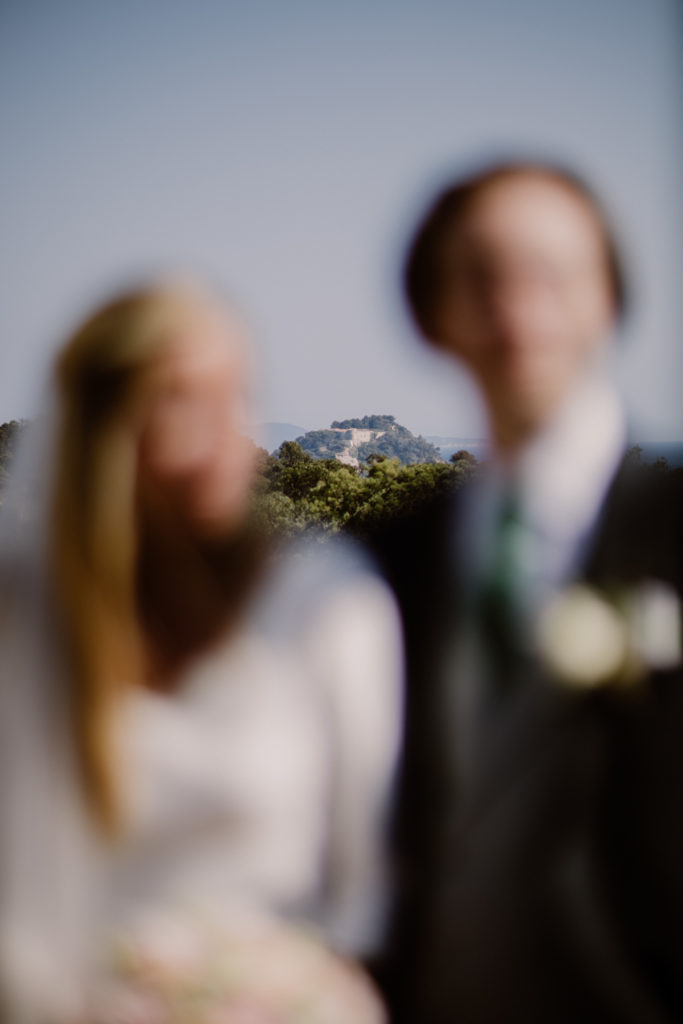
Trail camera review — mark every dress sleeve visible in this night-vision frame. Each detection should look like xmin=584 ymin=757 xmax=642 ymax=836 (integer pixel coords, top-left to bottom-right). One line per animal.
xmin=294 ymin=564 xmax=404 ymax=956
xmin=0 ymin=582 xmax=97 ymax=1024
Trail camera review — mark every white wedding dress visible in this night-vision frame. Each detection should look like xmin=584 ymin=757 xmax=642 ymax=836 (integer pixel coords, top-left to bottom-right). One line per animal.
xmin=0 ymin=526 xmax=403 ymax=1023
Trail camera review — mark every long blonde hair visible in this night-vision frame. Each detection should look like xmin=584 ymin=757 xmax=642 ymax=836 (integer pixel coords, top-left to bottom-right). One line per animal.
xmin=49 ymin=282 xmax=218 ymax=834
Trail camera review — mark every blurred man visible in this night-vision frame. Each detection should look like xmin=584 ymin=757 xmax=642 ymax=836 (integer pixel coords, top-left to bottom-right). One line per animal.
xmin=373 ymin=161 xmax=683 ymax=1022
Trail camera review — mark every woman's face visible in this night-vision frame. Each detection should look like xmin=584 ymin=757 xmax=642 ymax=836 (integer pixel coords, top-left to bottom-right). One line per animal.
xmin=139 ymin=300 xmax=259 ymax=536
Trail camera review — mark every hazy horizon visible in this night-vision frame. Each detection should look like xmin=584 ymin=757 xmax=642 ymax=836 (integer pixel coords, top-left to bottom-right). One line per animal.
xmin=253 ymin=418 xmax=683 ymax=448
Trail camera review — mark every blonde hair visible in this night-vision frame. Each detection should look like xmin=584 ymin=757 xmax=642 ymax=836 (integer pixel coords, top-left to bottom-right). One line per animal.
xmin=49 ymin=281 xmax=218 ymax=833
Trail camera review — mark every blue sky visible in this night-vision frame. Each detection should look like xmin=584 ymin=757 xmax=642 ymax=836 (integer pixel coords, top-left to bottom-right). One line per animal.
xmin=1 ymin=0 xmax=681 ymax=438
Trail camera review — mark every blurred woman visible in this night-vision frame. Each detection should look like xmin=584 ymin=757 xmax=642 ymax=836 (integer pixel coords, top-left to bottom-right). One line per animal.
xmin=0 ymin=281 xmax=401 ymax=1023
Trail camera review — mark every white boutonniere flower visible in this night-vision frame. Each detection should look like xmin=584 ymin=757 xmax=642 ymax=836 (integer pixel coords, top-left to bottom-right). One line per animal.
xmin=537 ymin=580 xmax=682 ymax=689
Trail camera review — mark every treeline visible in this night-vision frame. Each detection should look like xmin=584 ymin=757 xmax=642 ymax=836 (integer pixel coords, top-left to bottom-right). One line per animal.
xmin=330 ymin=415 xmax=397 ymax=430
xmin=1 ymin=421 xmax=680 ymax=542
xmin=253 ymin=441 xmax=682 ymax=539
xmin=252 ymin=441 xmax=478 ymax=538
xmin=0 ymin=420 xmax=27 ymax=495
xmin=0 ymin=421 xmax=476 ymax=535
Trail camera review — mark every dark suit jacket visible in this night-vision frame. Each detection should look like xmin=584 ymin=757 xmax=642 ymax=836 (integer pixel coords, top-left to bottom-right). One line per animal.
xmin=370 ymin=458 xmax=683 ymax=1023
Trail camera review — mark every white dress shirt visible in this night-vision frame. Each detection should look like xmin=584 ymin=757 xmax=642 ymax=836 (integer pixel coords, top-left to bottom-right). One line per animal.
xmin=451 ymin=370 xmax=627 ymax=775
xmin=461 ymin=369 xmax=627 ymax=621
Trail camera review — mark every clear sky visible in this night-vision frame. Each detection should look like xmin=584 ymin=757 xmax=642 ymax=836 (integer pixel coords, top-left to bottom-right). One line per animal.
xmin=1 ymin=0 xmax=681 ymax=439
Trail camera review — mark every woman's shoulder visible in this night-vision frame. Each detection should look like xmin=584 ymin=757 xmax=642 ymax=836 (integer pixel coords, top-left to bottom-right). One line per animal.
xmin=251 ymin=532 xmax=398 ymax=641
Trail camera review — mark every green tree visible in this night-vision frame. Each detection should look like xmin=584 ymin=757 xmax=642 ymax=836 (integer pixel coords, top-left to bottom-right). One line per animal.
xmin=0 ymin=419 xmax=28 ymax=501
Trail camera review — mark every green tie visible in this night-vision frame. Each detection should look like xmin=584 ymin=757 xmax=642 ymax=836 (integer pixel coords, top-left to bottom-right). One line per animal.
xmin=477 ymin=484 xmax=524 ymax=703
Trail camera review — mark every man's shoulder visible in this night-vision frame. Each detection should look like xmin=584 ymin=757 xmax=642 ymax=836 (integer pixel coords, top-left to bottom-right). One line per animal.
xmin=587 ymin=459 xmax=683 ymax=586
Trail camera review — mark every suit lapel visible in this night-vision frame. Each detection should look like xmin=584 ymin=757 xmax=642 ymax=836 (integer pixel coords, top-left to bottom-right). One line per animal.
xmin=581 ymin=448 xmax=683 ymax=587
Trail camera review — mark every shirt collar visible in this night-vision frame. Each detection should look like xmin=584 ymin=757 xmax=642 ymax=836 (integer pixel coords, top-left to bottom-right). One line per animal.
xmin=513 ymin=369 xmax=626 ymax=544
xmin=466 ymin=367 xmax=627 ymax=552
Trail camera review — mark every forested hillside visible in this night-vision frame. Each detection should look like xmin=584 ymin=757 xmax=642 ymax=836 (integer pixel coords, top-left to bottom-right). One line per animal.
xmin=295 ymin=414 xmax=442 ymax=466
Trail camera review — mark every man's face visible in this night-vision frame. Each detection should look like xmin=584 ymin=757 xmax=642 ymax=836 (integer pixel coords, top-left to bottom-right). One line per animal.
xmin=432 ymin=174 xmax=616 ymax=441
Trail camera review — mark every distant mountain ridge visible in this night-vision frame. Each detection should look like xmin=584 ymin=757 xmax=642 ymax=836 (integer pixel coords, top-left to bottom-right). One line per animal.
xmin=426 ymin=435 xmax=489 ymax=462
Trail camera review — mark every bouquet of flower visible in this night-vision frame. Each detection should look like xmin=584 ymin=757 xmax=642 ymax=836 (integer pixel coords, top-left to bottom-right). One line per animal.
xmin=88 ymin=906 xmax=386 ymax=1024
